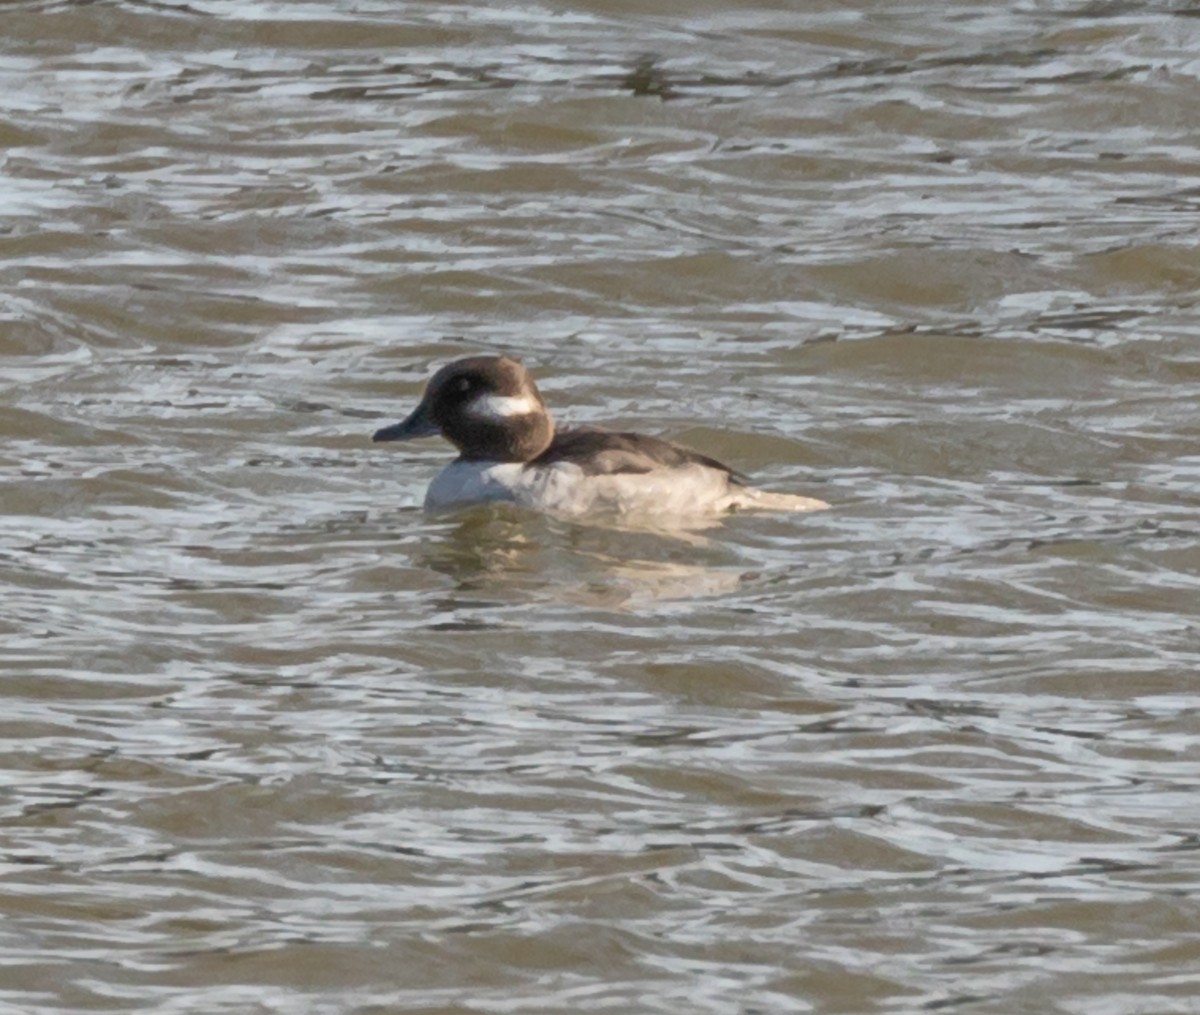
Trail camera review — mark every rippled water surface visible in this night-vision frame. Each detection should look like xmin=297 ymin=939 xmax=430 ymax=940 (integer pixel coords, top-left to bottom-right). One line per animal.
xmin=3 ymin=1 xmax=1200 ymax=1012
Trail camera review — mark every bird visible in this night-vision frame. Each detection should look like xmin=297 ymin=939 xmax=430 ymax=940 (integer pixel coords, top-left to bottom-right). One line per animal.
xmin=372 ymin=355 xmax=828 ymax=520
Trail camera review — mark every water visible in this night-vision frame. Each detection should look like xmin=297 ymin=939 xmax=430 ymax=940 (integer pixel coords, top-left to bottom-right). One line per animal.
xmin=3 ymin=1 xmax=1200 ymax=1012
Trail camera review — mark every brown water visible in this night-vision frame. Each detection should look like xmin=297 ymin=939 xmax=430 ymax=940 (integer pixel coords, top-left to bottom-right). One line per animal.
xmin=3 ymin=2 xmax=1200 ymax=1012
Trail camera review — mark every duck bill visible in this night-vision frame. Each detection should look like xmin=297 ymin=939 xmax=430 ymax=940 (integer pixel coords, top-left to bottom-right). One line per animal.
xmin=372 ymin=401 xmax=440 ymax=442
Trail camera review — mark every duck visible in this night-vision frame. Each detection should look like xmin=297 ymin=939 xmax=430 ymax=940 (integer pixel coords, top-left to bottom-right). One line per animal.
xmin=372 ymin=355 xmax=828 ymax=519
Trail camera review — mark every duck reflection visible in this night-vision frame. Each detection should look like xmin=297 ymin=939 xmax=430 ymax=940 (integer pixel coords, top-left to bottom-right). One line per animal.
xmin=412 ymin=504 xmax=747 ymax=608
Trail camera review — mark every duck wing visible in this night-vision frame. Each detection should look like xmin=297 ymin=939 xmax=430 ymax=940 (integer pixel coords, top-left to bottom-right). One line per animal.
xmin=532 ymin=427 xmax=749 ymax=484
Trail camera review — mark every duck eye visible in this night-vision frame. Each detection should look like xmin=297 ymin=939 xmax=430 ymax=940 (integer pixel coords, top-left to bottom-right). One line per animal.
xmin=454 ymin=376 xmax=473 ymax=394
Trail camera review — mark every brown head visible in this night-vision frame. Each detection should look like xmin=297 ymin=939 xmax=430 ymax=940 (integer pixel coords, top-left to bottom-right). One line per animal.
xmin=372 ymin=355 xmax=555 ymax=462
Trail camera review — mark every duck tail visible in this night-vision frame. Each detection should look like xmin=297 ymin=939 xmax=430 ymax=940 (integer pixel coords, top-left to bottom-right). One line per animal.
xmin=729 ymin=488 xmax=829 ymax=513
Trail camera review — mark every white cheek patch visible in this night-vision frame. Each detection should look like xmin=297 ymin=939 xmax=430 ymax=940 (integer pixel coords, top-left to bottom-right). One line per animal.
xmin=467 ymin=393 xmax=538 ymax=423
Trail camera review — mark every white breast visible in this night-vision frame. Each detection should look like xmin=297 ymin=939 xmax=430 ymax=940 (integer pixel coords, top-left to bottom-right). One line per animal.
xmin=424 ymin=459 xmax=593 ymax=513
xmin=424 ymin=460 xmax=527 ymax=510
xmin=423 ymin=458 xmax=749 ymax=518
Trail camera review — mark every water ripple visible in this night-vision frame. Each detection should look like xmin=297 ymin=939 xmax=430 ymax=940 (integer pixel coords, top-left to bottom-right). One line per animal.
xmin=3 ymin=1 xmax=1200 ymax=1013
